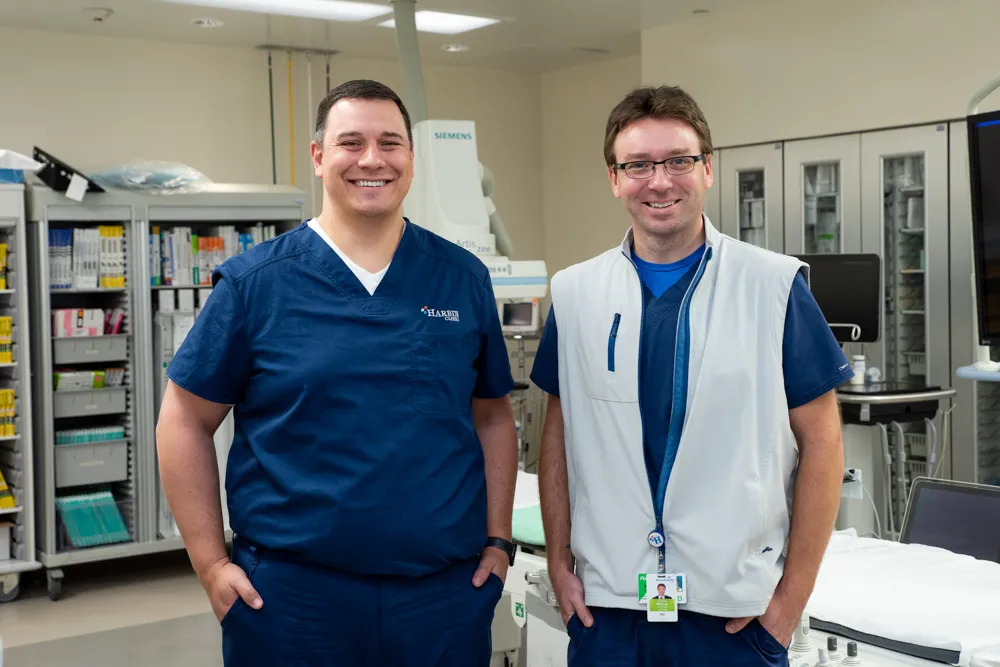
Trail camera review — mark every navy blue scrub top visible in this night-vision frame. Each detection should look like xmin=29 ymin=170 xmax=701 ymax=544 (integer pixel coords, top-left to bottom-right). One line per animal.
xmin=167 ymin=220 xmax=515 ymax=577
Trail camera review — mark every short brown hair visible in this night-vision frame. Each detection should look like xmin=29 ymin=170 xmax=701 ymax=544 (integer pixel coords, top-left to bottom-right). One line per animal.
xmin=603 ymin=85 xmax=713 ymax=165
xmin=315 ymin=79 xmax=412 ymax=146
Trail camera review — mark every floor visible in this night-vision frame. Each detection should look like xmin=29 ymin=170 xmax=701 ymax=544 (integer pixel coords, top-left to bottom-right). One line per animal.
xmin=0 ymin=551 xmax=223 ymax=667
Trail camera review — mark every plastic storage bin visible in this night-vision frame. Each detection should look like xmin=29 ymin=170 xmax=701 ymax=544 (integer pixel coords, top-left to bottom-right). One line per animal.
xmin=54 ymin=440 xmax=128 ymax=488
xmin=52 ymin=336 xmax=128 ymax=365
xmin=52 ymin=388 xmax=127 ymax=419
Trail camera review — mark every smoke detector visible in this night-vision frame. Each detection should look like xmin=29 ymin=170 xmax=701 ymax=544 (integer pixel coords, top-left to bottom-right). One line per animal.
xmin=82 ymin=7 xmax=114 ymax=22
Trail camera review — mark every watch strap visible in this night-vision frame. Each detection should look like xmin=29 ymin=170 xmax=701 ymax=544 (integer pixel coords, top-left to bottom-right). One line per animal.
xmin=486 ymin=536 xmax=516 ymax=566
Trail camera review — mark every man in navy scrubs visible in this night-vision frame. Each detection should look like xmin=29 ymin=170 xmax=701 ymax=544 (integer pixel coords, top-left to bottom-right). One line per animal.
xmin=156 ymin=79 xmax=519 ymax=666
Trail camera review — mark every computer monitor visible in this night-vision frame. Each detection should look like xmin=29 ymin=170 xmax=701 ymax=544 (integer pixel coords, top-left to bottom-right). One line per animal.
xmin=793 ymin=253 xmax=881 ymax=344
xmin=899 ymin=477 xmax=1000 ymax=563
xmin=968 ymin=110 xmax=1000 ymax=345
xmin=500 ymin=298 xmax=540 ymax=336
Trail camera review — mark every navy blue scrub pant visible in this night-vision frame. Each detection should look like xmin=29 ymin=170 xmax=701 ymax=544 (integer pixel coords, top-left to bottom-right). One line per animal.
xmin=567 ymin=607 xmax=789 ymax=666
xmin=220 ymin=537 xmax=505 ymax=666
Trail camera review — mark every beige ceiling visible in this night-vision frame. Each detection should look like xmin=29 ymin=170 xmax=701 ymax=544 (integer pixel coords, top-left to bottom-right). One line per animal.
xmin=0 ymin=0 xmax=760 ymax=71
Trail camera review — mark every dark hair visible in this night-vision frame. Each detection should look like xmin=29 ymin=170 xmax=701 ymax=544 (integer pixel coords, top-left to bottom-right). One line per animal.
xmin=603 ymin=85 xmax=713 ymax=165
xmin=314 ymin=79 xmax=413 ymax=146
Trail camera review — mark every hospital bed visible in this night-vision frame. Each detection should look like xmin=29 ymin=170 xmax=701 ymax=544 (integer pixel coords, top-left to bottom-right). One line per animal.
xmin=489 ymin=470 xmax=548 ymax=667
xmin=494 ymin=474 xmax=1000 ymax=667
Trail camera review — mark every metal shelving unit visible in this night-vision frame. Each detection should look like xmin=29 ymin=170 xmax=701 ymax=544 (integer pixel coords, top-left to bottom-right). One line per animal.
xmin=25 ymin=184 xmax=304 ymax=600
xmin=26 ymin=188 xmax=139 ymax=600
xmin=0 ymin=184 xmax=40 ymax=602
xmin=135 ymin=189 xmax=304 ymax=546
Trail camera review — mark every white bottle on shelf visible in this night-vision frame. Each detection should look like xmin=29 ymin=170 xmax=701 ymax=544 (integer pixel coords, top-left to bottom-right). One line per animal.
xmin=851 ymin=355 xmax=866 ymax=385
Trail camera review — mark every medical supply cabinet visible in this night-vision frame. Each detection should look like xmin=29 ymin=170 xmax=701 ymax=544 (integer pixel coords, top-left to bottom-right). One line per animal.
xmin=25 ymin=184 xmax=304 ymax=599
xmin=0 ymin=184 xmax=40 ymax=602
xmin=712 ymin=120 xmax=990 ymax=535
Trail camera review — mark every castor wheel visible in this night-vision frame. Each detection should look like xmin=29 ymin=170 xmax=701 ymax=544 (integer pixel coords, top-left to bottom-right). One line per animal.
xmin=46 ymin=568 xmax=64 ymax=601
xmin=0 ymin=573 xmax=20 ymax=603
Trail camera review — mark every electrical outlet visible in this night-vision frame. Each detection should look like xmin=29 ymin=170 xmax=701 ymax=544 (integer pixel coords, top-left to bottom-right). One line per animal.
xmin=842 ymin=468 xmax=863 ymax=500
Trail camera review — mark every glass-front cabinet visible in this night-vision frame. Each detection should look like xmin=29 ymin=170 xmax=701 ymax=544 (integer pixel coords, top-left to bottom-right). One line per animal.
xmin=860 ymin=123 xmax=949 ymax=529
xmin=784 ymin=134 xmax=861 ymax=256
xmin=718 ymin=142 xmax=784 ymax=253
xmin=803 ymin=162 xmax=842 ymax=253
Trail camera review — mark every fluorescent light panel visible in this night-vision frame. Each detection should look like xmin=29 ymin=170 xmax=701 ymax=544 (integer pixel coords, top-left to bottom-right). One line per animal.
xmin=379 ymin=10 xmax=500 ymax=34
xmin=162 ymin=0 xmax=393 ymax=22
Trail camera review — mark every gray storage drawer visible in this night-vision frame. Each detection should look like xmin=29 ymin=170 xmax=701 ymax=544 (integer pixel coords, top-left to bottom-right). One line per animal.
xmin=53 ymin=335 xmax=128 ymax=364
xmin=52 ymin=388 xmax=127 ymax=419
xmin=55 ymin=440 xmax=129 ymax=488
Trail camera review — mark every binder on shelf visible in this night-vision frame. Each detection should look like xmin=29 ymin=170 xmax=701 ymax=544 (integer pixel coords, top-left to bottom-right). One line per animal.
xmin=47 ymin=226 xmax=126 ymax=290
xmin=56 ymin=425 xmax=126 ymax=445
xmin=0 ymin=243 xmax=8 ymax=290
xmin=0 ymin=316 xmax=12 ymax=362
xmin=0 ymin=388 xmax=15 ymax=436
xmin=55 ymin=491 xmax=130 ymax=548
xmin=149 ymin=224 xmax=277 ymax=286
xmin=0 ymin=468 xmax=15 ymax=509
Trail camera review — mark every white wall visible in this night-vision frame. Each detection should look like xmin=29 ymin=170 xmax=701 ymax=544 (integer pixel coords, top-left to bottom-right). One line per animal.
xmin=542 ymin=55 xmax=641 ymax=274
xmin=0 ymin=25 xmax=544 ymax=262
xmin=642 ymin=0 xmax=1000 ymax=148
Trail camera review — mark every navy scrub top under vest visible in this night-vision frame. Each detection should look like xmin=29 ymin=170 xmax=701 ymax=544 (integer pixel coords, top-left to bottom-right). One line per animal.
xmin=167 ymin=219 xmax=515 ymax=577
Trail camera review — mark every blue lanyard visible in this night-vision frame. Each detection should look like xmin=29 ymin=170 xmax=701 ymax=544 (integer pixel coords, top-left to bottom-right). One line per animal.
xmin=642 ymin=247 xmax=712 ymax=576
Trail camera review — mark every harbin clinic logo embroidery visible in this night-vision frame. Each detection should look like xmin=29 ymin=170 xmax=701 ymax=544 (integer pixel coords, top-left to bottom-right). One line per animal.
xmin=421 ymin=306 xmax=460 ymax=322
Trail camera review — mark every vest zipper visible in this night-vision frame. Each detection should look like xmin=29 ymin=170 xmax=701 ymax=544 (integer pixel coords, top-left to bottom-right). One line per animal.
xmin=656 ymin=247 xmax=713 ymax=529
xmin=607 ymin=313 xmax=621 ymax=372
xmin=623 ymin=244 xmax=713 ymax=565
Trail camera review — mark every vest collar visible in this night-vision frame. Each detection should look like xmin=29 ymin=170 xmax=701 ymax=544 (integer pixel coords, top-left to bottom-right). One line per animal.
xmin=619 ymin=213 xmax=721 ymax=260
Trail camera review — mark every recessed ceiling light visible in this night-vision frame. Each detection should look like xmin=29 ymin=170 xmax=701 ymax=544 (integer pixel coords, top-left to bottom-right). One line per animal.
xmin=442 ymin=44 xmax=470 ymax=53
xmin=191 ymin=17 xmax=224 ymax=27
xmin=161 ymin=0 xmax=393 ymax=22
xmin=379 ymin=10 xmax=500 ymax=35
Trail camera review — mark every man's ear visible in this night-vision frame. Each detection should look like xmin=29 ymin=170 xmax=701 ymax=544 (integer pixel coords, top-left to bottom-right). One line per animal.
xmin=608 ymin=165 xmax=623 ymax=200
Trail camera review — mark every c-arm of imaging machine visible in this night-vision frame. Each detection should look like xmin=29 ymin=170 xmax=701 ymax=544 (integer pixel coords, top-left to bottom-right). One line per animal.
xmin=389 ymin=0 xmax=548 ymax=336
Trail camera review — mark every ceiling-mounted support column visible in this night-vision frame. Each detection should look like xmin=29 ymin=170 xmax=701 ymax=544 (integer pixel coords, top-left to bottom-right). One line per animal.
xmin=391 ymin=0 xmax=429 ymax=125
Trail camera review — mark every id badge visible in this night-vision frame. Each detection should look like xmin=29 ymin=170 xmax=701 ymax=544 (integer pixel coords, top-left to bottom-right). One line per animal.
xmin=643 ymin=574 xmax=678 ymax=622
xmin=638 ymin=573 xmax=686 ymax=605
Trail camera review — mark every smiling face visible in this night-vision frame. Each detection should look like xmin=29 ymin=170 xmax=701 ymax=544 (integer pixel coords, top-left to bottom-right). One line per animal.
xmin=311 ymin=97 xmax=414 ymax=223
xmin=608 ymin=117 xmax=713 ymax=243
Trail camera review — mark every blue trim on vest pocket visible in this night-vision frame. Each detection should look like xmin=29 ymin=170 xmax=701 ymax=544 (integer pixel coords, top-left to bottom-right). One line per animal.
xmin=608 ymin=313 xmax=621 ymax=371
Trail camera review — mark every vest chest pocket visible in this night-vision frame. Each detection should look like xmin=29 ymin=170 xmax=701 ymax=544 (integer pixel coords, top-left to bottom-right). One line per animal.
xmin=409 ymin=331 xmax=479 ymax=415
xmin=576 ymin=311 xmax=638 ymax=403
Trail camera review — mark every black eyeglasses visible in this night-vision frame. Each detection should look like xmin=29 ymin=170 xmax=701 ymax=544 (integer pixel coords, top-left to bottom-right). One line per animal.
xmin=613 ymin=155 xmax=705 ymax=179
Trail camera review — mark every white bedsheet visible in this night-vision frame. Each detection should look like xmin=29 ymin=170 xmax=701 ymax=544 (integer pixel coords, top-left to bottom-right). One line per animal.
xmin=808 ymin=530 xmax=1000 ymax=666
xmin=514 ymin=470 xmax=540 ymax=510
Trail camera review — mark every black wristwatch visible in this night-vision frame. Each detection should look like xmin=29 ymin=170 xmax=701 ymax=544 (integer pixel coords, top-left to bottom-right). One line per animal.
xmin=485 ymin=536 xmax=516 ymax=566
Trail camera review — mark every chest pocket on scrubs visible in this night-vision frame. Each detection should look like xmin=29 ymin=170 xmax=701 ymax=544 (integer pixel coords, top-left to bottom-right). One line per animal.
xmin=409 ymin=331 xmax=479 ymax=415
xmin=577 ymin=311 xmax=638 ymax=403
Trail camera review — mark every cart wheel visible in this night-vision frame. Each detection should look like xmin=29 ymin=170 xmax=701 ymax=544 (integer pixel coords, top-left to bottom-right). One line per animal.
xmin=0 ymin=573 xmax=19 ymax=603
xmin=46 ymin=569 xmax=64 ymax=601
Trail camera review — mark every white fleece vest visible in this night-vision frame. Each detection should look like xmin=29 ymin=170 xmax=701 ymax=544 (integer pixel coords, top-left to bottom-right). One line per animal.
xmin=551 ymin=217 xmax=806 ymax=617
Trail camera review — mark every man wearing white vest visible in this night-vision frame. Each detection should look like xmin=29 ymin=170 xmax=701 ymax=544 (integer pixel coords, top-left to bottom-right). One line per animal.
xmin=532 ymin=85 xmax=853 ymax=666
